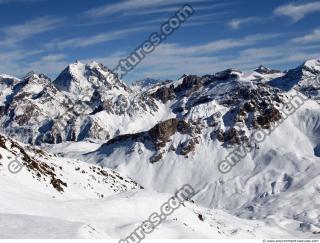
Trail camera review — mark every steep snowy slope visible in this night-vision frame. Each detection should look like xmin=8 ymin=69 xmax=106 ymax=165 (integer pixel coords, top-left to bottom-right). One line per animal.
xmin=0 ymin=74 xmax=20 ymax=106
xmin=0 ymin=133 xmax=142 ymax=198
xmin=1 ymin=134 xmax=308 ymax=239
xmin=270 ymin=59 xmax=320 ymax=100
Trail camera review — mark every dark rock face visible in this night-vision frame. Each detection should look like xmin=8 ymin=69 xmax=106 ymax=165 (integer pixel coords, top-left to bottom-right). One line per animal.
xmin=257 ymin=106 xmax=282 ymax=129
xmin=149 ymin=118 xmax=179 ymax=141
xmin=224 ymin=128 xmax=241 ymax=145
xmin=177 ymin=120 xmax=191 ymax=134
xmin=149 ymin=152 xmax=163 ymax=163
xmin=244 ymin=101 xmax=256 ymax=112
xmin=151 ymin=85 xmax=175 ymax=103
xmin=174 ymin=75 xmax=203 ymax=94
xmin=213 ymin=128 xmax=247 ymax=145
xmin=95 ymin=118 xmax=202 ymax=163
xmin=180 ymin=137 xmax=200 ymax=156
xmin=52 ymin=66 xmax=74 ymax=92
xmin=104 ymin=132 xmax=145 ymax=147
xmin=151 ymin=75 xmax=203 ymax=104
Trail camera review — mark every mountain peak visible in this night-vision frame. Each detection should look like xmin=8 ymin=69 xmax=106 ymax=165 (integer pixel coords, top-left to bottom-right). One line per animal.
xmin=286 ymin=58 xmax=320 ymax=80
xmin=215 ymin=68 xmax=242 ymax=80
xmin=132 ymin=78 xmax=162 ymax=90
xmin=301 ymin=59 xmax=320 ymax=73
xmin=254 ymin=65 xmax=281 ymax=74
xmin=52 ymin=61 xmax=124 ymax=96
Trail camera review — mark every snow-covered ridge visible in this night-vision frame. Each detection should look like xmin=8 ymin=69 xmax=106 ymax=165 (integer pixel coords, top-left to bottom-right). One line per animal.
xmin=270 ymin=59 xmax=320 ymax=94
xmin=0 ymin=133 xmax=142 ymax=198
xmin=1 ymin=59 xmax=318 ymax=146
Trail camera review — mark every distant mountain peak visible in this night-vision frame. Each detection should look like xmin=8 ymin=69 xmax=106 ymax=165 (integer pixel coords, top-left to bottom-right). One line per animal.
xmin=23 ymin=70 xmax=37 ymax=79
xmin=132 ymin=77 xmax=163 ymax=90
xmin=255 ymin=65 xmax=281 ymax=74
xmin=286 ymin=58 xmax=320 ymax=80
xmin=215 ymin=68 xmax=242 ymax=80
xmin=52 ymin=61 xmax=126 ymax=96
xmin=301 ymin=59 xmax=320 ymax=74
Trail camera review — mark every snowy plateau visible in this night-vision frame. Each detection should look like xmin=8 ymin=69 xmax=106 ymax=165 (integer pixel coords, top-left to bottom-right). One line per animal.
xmin=0 ymin=59 xmax=320 ymax=239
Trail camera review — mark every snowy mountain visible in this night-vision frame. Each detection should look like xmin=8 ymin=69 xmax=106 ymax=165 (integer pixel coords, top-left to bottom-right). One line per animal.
xmin=1 ymin=59 xmax=320 ymax=238
xmin=74 ymin=66 xmax=320 ymax=234
xmin=254 ymin=65 xmax=282 ymax=75
xmin=0 ymin=61 xmax=165 ymax=145
xmin=131 ymin=78 xmax=171 ymax=91
xmin=270 ymin=59 xmax=320 ymax=99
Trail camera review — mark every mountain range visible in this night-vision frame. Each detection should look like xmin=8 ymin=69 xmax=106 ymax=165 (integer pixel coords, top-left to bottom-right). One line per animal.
xmin=0 ymin=59 xmax=320 ymax=239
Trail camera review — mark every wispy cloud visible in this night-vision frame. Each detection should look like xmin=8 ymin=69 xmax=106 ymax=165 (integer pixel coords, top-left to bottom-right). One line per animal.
xmin=25 ymin=54 xmax=69 ymax=75
xmin=0 ymin=16 xmax=64 ymax=46
xmin=293 ymin=28 xmax=320 ymax=43
xmin=153 ymin=33 xmax=280 ymax=56
xmin=120 ymin=2 xmax=232 ymax=17
xmin=228 ymin=17 xmax=259 ymax=30
xmin=0 ymin=0 xmax=45 ymax=4
xmin=131 ymin=41 xmax=320 ymax=80
xmin=85 ymin=0 xmax=209 ymax=18
xmin=45 ymin=26 xmax=152 ymax=50
xmin=81 ymin=32 xmax=282 ymax=81
xmin=0 ymin=49 xmax=43 ymax=75
xmin=235 ymin=44 xmax=320 ymax=68
xmin=0 ymin=49 xmax=42 ymax=61
xmin=274 ymin=1 xmax=320 ymax=22
xmin=0 ymin=51 xmax=69 ymax=77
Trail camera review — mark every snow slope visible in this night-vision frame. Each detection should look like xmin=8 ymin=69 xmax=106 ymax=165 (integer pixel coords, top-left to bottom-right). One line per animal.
xmin=68 ymin=63 xmax=320 ymax=237
xmin=1 ymin=134 xmax=311 ymax=239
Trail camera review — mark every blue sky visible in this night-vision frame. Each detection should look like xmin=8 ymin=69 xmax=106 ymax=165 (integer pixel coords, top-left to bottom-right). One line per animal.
xmin=0 ymin=0 xmax=320 ymax=83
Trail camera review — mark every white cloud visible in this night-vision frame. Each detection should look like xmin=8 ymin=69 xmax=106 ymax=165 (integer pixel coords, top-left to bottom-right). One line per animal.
xmin=85 ymin=0 xmax=209 ymax=18
xmin=45 ymin=27 xmax=152 ymax=50
xmin=0 ymin=49 xmax=42 ymax=61
xmin=79 ymin=32 xmax=282 ymax=81
xmin=25 ymin=54 xmax=69 ymax=75
xmin=120 ymin=2 xmax=232 ymax=17
xmin=152 ymin=33 xmax=280 ymax=56
xmin=0 ymin=16 xmax=64 ymax=46
xmin=228 ymin=17 xmax=258 ymax=30
xmin=130 ymin=42 xmax=320 ymax=80
xmin=293 ymin=28 xmax=320 ymax=43
xmin=274 ymin=1 xmax=320 ymax=22
xmin=2 ymin=32 xmax=319 ymax=82
xmin=0 ymin=49 xmax=43 ymax=75
xmin=0 ymin=52 xmax=69 ymax=77
xmin=0 ymin=0 xmax=44 ymax=4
